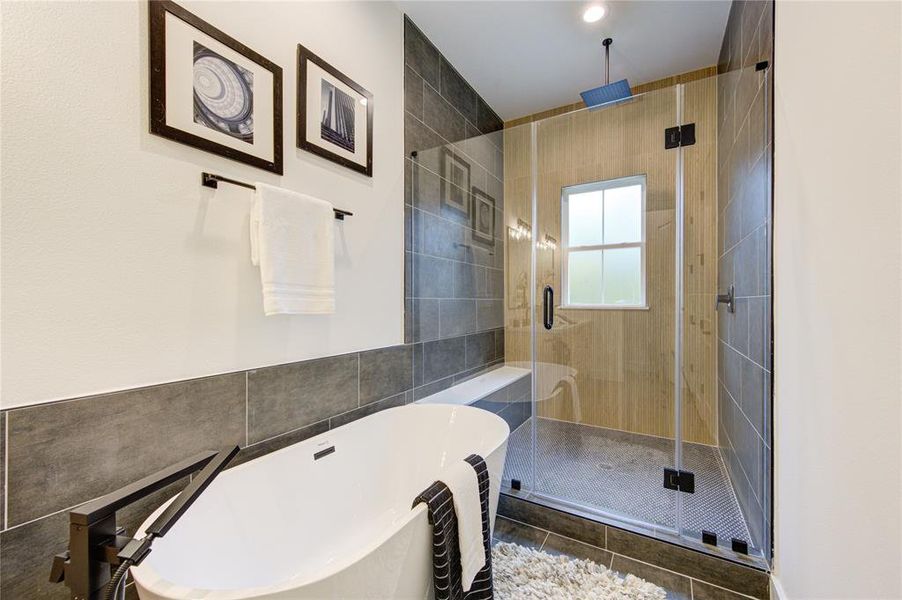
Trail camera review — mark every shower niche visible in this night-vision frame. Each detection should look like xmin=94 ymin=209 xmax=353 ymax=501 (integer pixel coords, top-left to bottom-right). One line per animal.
xmin=499 ymin=65 xmax=772 ymax=567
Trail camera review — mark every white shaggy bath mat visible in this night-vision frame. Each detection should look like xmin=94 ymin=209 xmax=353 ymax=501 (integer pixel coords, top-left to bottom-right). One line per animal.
xmin=492 ymin=542 xmax=667 ymax=600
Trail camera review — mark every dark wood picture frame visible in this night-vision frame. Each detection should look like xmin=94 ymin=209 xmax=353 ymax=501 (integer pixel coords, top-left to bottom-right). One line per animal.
xmin=149 ymin=0 xmax=283 ymax=174
xmin=470 ymin=187 xmax=496 ymax=247
xmin=439 ymin=146 xmax=471 ymax=218
xmin=297 ymin=44 xmax=373 ymax=177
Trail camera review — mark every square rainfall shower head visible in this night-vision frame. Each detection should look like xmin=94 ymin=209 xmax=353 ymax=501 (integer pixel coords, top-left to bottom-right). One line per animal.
xmin=580 ymin=79 xmax=633 ymax=110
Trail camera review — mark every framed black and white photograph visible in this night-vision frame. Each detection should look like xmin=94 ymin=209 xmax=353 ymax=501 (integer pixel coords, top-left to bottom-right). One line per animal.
xmin=149 ymin=0 xmax=283 ymax=174
xmin=297 ymin=44 xmax=373 ymax=177
xmin=440 ymin=147 xmax=471 ymax=218
xmin=471 ymin=187 xmax=496 ymax=247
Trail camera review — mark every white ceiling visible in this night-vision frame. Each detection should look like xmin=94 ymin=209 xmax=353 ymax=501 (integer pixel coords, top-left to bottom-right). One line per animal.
xmin=399 ymin=1 xmax=731 ymax=121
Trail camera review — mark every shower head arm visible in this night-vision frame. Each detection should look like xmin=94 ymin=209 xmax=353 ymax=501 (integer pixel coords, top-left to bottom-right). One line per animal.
xmin=602 ymin=38 xmax=613 ymax=85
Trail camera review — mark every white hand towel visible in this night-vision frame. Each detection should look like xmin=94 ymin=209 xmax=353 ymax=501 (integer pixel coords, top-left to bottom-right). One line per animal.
xmin=250 ymin=183 xmax=335 ymax=315
xmin=442 ymin=460 xmax=486 ymax=592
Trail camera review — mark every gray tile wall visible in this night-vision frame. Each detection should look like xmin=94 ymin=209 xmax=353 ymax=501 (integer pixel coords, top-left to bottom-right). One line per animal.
xmin=0 ymin=347 xmax=420 ymax=599
xmin=0 ymin=341 xmax=512 ymax=598
xmin=403 ymin=16 xmax=506 ymax=393
xmin=716 ymin=0 xmax=773 ymax=559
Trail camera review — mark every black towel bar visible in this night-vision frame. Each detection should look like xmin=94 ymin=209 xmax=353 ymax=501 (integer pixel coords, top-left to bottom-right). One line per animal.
xmin=201 ymin=172 xmax=353 ymax=220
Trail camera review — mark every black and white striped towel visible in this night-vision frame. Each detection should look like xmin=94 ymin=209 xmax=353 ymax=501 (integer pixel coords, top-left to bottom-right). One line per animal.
xmin=412 ymin=454 xmax=493 ymax=600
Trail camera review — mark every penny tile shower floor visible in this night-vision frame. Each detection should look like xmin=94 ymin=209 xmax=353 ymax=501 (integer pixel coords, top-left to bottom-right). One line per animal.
xmin=502 ymin=417 xmax=752 ymax=543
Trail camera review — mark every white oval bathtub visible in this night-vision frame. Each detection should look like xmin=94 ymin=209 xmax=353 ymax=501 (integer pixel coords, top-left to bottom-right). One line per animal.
xmin=131 ymin=404 xmax=509 ymax=600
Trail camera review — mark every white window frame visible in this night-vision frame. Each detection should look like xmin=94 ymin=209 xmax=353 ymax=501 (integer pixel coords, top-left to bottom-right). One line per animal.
xmin=560 ymin=174 xmax=648 ymax=310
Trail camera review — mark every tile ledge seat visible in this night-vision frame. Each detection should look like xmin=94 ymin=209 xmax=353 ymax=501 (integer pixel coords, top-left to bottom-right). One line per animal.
xmin=416 ymin=365 xmax=530 ymax=406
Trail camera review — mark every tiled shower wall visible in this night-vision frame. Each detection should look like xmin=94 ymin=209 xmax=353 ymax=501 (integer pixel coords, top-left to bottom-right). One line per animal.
xmin=716 ymin=0 xmax=773 ymax=556
xmin=403 ymin=16 xmax=507 ymax=396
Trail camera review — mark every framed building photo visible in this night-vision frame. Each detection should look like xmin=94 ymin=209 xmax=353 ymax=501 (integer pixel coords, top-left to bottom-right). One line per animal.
xmin=440 ymin=146 xmax=471 ymax=218
xmin=297 ymin=44 xmax=373 ymax=177
xmin=149 ymin=0 xmax=283 ymax=174
xmin=471 ymin=187 xmax=496 ymax=247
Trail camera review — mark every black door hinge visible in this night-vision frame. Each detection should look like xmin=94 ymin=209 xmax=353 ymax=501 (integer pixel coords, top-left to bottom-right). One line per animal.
xmin=664 ymin=123 xmax=696 ymax=149
xmin=663 ymin=468 xmax=695 ymax=493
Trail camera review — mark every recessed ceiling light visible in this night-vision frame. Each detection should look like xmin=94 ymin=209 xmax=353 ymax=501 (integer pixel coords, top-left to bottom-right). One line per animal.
xmin=583 ymin=5 xmax=606 ymax=23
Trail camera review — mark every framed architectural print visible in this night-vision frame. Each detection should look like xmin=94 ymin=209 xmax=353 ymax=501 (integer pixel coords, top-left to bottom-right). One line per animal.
xmin=471 ymin=187 xmax=496 ymax=247
xmin=297 ymin=44 xmax=373 ymax=177
xmin=149 ymin=0 xmax=283 ymax=174
xmin=440 ymin=146 xmax=471 ymax=218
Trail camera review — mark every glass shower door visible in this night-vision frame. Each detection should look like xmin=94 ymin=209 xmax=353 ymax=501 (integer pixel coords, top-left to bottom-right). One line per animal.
xmin=527 ymin=85 xmax=683 ymax=533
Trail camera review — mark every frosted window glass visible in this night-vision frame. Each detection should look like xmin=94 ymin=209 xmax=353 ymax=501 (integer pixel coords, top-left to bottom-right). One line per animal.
xmin=568 ymin=191 xmax=604 ymax=246
xmin=602 ymin=247 xmax=642 ymax=305
xmin=568 ymin=251 xmax=604 ymax=304
xmin=603 ymin=185 xmax=642 ymax=244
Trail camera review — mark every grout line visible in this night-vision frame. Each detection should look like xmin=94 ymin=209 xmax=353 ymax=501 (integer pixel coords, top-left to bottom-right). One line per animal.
xmin=537 ymin=530 xmax=550 ymax=550
xmin=609 ymin=550 xmax=701 ymax=588
xmin=421 ymin=77 xmax=504 ymax=161
xmin=720 ymin=337 xmax=771 ymax=374
xmin=496 ymin=514 xmax=550 ymax=537
xmin=719 ymin=371 xmax=768 ymax=441
xmin=403 ymin=54 xmax=503 ymax=144
xmin=2 ymin=491 xmax=115 ymax=533
xmin=719 ymin=210 xmax=768 ymax=260
xmin=405 ymin=110 xmax=503 ymax=184
xmin=244 ymin=372 xmax=249 ymax=448
xmin=408 ymin=198 xmax=506 ymax=249
xmin=690 ymin=578 xmax=695 ymax=600
xmin=356 ymin=353 xmax=361 ymax=408
xmin=3 ymin=414 xmax=7 ymax=530
xmin=246 ymin=417 xmax=330 ymax=449
xmin=718 ymin=414 xmax=766 ymax=516
xmin=689 ymin=575 xmax=762 ymax=600
xmin=507 ymin=505 xmax=757 ymax=600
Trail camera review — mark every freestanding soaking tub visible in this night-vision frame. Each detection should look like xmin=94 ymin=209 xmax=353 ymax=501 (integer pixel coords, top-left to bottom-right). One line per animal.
xmin=131 ymin=404 xmax=509 ymax=600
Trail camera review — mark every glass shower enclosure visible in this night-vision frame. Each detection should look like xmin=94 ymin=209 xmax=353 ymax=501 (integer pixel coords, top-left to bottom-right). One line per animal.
xmin=500 ymin=66 xmax=771 ymax=566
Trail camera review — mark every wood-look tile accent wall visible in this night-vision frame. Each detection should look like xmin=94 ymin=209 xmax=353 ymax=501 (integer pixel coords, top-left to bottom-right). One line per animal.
xmin=502 ymin=75 xmax=719 ymax=445
xmin=504 ymin=66 xmax=718 ymax=129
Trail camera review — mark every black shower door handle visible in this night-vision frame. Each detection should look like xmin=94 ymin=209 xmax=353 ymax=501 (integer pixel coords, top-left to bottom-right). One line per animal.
xmin=543 ymin=286 xmax=554 ymax=330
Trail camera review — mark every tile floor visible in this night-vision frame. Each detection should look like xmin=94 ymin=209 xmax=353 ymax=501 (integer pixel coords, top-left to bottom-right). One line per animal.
xmin=493 ymin=515 xmax=762 ymax=600
xmin=502 ymin=418 xmax=753 ymax=546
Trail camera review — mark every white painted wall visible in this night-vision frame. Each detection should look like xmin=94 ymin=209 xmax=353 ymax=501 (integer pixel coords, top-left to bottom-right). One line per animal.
xmin=773 ymin=1 xmax=902 ymax=598
xmin=0 ymin=1 xmax=405 ymax=409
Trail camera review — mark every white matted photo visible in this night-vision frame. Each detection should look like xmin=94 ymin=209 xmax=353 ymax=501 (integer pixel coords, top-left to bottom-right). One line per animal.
xmin=149 ymin=0 xmax=283 ymax=174
xmin=297 ymin=44 xmax=373 ymax=177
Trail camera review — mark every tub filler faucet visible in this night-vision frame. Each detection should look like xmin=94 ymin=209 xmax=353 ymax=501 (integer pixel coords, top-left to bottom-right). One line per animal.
xmin=49 ymin=445 xmax=239 ymax=600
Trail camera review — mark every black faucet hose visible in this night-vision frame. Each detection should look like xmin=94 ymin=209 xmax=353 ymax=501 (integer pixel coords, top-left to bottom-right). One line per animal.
xmin=104 ymin=559 xmax=133 ymax=600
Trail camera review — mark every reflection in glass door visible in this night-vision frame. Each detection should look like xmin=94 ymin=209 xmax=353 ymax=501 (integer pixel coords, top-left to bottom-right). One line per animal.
xmin=499 ymin=69 xmax=770 ymax=564
xmin=529 ymin=84 xmax=682 ymax=533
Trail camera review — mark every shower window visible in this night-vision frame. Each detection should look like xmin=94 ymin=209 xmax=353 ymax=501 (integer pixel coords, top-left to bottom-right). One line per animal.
xmin=560 ymin=175 xmax=647 ymax=308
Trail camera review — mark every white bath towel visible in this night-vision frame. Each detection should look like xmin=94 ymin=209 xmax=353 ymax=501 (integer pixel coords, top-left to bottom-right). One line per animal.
xmin=442 ymin=459 xmax=487 ymax=592
xmin=250 ymin=183 xmax=335 ymax=315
